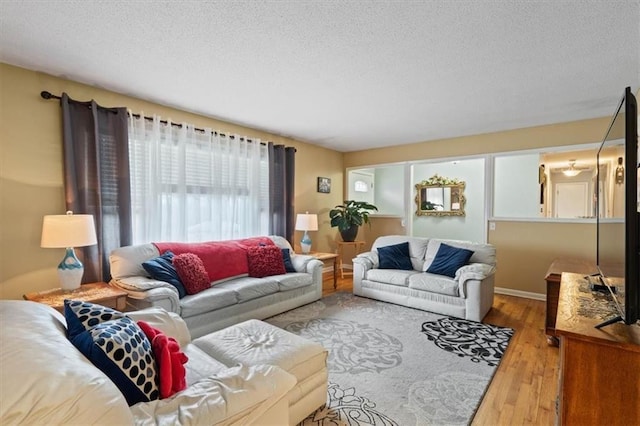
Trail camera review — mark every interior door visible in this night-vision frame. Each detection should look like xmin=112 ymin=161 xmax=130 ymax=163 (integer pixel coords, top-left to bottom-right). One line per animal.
xmin=554 ymin=182 xmax=589 ymax=218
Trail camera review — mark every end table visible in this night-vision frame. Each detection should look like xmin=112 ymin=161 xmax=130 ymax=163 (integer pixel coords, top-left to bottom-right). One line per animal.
xmin=23 ymin=282 xmax=128 ymax=313
xmin=308 ymin=252 xmax=339 ymax=289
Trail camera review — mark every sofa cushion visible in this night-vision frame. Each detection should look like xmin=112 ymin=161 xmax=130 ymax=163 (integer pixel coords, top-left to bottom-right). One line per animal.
xmin=142 ymin=251 xmax=187 ymax=298
xmin=179 ymin=287 xmax=238 ymax=318
xmin=423 ymin=239 xmax=496 ymax=270
xmin=373 ymin=235 xmax=430 ymax=271
xmin=64 ymin=300 xmax=159 ymax=406
xmin=273 ymin=272 xmax=314 ymax=291
xmin=377 ymin=242 xmax=413 ymax=270
xmin=366 ymin=268 xmax=419 ymax=286
xmin=215 ymin=276 xmax=280 ymax=303
xmin=247 ymin=245 xmax=286 ymax=278
xmin=408 ymin=272 xmax=460 ymax=296
xmin=426 ymin=243 xmax=474 ymax=278
xmin=173 ymin=253 xmax=211 ymax=295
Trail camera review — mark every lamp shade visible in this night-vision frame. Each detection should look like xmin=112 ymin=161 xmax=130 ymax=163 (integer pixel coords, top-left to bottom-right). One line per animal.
xmin=41 ymin=212 xmax=97 ymax=248
xmin=295 ymin=213 xmax=318 ymax=231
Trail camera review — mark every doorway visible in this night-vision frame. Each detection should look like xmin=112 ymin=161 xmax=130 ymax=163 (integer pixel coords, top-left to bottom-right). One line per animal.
xmin=554 ymin=182 xmax=589 ymax=218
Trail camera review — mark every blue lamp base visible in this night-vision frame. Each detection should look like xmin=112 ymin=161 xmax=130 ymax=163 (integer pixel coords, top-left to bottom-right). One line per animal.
xmin=300 ymin=231 xmax=312 ymax=254
xmin=57 ymin=247 xmax=84 ymax=291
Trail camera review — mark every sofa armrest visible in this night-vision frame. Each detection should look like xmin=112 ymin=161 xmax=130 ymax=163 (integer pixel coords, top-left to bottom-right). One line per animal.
xmin=110 ymin=278 xmax=181 ymax=314
xmin=354 ymin=251 xmax=379 ymax=269
xmin=455 ymin=263 xmax=496 ymax=298
xmin=352 ymin=252 xmax=378 ymax=296
xmin=129 ymin=364 xmax=296 ymax=425
xmin=125 ymin=307 xmax=192 ymax=347
xmin=291 ymin=254 xmax=315 ymax=273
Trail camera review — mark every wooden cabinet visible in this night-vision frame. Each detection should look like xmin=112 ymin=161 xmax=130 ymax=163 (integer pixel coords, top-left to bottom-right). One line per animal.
xmin=555 ymin=272 xmax=640 ymax=425
xmin=545 ymin=258 xmax=596 ymax=346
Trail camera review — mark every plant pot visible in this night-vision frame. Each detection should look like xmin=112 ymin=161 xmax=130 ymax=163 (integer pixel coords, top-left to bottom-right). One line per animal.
xmin=340 ymin=225 xmax=359 ymax=242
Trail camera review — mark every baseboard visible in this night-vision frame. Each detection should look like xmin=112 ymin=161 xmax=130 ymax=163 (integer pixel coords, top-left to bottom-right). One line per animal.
xmin=494 ymin=287 xmax=546 ymax=301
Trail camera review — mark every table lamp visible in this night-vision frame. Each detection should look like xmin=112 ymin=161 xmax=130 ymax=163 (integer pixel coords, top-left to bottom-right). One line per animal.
xmin=41 ymin=211 xmax=98 ymax=291
xmin=295 ymin=212 xmax=318 ymax=254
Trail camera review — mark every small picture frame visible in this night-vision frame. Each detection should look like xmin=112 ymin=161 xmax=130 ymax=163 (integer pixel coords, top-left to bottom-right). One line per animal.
xmin=317 ymin=177 xmax=331 ymax=193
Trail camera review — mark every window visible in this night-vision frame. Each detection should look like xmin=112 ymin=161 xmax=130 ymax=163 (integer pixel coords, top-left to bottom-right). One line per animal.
xmin=128 ymin=116 xmax=269 ymax=243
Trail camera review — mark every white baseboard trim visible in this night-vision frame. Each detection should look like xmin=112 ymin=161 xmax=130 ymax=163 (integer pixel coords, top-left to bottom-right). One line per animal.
xmin=494 ymin=287 xmax=546 ymax=301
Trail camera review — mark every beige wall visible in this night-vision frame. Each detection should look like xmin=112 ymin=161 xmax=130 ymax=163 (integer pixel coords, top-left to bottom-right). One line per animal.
xmin=344 ymin=117 xmax=618 ymax=296
xmin=0 ymin=63 xmax=343 ymax=299
xmin=0 ymin=61 xmax=626 ymax=300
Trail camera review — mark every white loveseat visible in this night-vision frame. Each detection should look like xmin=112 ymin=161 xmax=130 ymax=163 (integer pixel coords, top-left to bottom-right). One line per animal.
xmin=352 ymin=235 xmax=496 ymax=322
xmin=0 ymin=301 xmax=328 ymax=425
xmin=110 ymin=236 xmax=323 ymax=338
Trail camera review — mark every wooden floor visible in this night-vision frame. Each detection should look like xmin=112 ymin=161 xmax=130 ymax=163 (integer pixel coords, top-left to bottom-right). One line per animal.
xmin=323 ymin=276 xmax=559 ymax=426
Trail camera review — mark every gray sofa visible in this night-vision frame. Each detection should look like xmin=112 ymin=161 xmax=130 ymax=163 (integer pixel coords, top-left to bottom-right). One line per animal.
xmin=352 ymin=235 xmax=496 ymax=322
xmin=109 ymin=236 xmax=323 ymax=338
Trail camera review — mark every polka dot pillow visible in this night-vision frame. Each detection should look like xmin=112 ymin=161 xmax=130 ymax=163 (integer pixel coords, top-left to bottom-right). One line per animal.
xmin=65 ymin=300 xmax=159 ymax=405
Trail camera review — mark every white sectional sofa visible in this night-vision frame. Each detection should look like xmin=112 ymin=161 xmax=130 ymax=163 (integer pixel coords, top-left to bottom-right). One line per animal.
xmin=109 ymin=236 xmax=323 ymax=338
xmin=352 ymin=235 xmax=496 ymax=322
xmin=1 ymin=301 xmax=327 ymax=425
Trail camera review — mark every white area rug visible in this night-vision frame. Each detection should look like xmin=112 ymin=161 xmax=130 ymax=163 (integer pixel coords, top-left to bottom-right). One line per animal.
xmin=266 ymin=292 xmax=513 ymax=426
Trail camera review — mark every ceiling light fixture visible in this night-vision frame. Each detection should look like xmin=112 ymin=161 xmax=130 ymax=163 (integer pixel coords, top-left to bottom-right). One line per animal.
xmin=562 ymin=160 xmax=582 ymax=177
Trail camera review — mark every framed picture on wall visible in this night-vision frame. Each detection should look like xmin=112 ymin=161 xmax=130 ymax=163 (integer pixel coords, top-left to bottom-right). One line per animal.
xmin=317 ymin=177 xmax=331 ymax=193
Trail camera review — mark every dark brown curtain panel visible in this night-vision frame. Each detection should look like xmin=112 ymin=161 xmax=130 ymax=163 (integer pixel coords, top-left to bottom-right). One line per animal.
xmin=268 ymin=143 xmax=296 ymax=243
xmin=61 ymin=93 xmax=131 ymax=283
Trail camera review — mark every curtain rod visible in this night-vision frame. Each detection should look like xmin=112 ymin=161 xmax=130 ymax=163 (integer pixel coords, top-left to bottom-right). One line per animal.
xmin=40 ymin=90 xmax=270 ymax=144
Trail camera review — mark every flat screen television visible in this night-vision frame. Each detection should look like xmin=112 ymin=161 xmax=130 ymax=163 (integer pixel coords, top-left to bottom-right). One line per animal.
xmin=595 ymin=86 xmax=639 ymax=328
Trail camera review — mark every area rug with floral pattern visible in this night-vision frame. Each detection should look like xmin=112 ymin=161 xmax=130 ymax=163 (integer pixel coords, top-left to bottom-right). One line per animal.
xmin=265 ymin=292 xmax=513 ymax=426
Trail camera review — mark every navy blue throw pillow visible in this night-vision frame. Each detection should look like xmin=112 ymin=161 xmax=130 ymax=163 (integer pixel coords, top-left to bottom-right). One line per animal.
xmin=281 ymin=248 xmax=296 ymax=272
xmin=426 ymin=243 xmax=474 ymax=278
xmin=378 ymin=242 xmax=413 ymax=270
xmin=64 ymin=300 xmax=159 ymax=406
xmin=142 ymin=251 xmax=187 ymax=298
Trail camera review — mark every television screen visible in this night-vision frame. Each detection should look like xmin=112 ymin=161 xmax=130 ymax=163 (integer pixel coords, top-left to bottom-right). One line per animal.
xmin=595 ymin=87 xmax=639 ymax=327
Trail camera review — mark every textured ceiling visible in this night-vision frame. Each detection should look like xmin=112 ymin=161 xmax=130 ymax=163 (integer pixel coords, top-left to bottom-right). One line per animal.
xmin=0 ymin=1 xmax=638 ymax=152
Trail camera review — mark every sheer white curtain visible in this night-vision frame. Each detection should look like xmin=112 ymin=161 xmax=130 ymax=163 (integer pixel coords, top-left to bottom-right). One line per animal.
xmin=128 ymin=113 xmax=269 ymax=244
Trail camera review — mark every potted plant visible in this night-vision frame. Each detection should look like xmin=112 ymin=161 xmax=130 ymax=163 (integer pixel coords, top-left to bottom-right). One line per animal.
xmin=329 ymin=200 xmax=378 ymax=242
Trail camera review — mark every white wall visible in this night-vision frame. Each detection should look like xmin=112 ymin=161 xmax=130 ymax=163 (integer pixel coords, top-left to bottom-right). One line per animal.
xmin=412 ymin=158 xmax=485 ymax=243
xmin=374 ymin=166 xmax=404 ymax=216
xmin=494 ymin=153 xmax=540 ymax=217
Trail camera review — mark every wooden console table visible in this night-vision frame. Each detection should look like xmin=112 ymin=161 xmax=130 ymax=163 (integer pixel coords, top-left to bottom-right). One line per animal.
xmin=555 ymin=272 xmax=640 ymax=425
xmin=544 ymin=258 xmax=597 ymax=346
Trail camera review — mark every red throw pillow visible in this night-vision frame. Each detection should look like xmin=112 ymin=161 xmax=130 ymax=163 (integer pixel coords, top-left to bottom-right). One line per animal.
xmin=246 ymin=245 xmax=286 ymax=278
xmin=137 ymin=321 xmax=188 ymax=399
xmin=173 ymin=253 xmax=210 ymax=295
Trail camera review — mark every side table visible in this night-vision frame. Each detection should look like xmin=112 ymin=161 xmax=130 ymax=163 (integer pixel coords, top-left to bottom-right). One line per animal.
xmin=23 ymin=282 xmax=128 ymax=313
xmin=309 ymin=252 xmax=339 ymax=289
xmin=336 ymin=241 xmax=366 ymax=279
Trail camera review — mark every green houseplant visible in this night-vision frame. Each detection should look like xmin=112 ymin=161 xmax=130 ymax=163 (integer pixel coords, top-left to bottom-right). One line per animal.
xmin=329 ymin=200 xmax=378 ymax=242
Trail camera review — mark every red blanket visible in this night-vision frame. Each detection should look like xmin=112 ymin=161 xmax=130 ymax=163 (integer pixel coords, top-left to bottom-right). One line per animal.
xmin=154 ymin=237 xmax=274 ymax=283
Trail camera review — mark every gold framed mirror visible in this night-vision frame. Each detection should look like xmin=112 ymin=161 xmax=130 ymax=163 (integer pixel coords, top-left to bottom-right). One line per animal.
xmin=415 ymin=174 xmax=466 ymax=217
